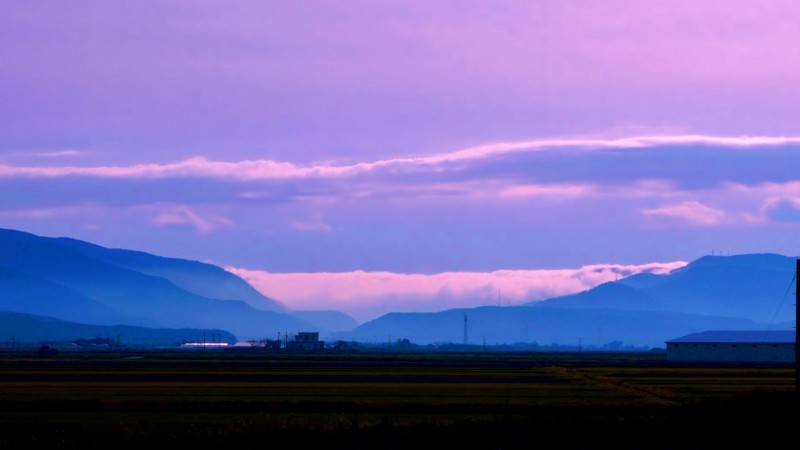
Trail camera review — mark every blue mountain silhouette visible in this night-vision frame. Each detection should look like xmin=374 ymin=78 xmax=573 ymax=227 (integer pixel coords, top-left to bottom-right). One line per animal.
xmin=0 ymin=228 xmax=310 ymax=341
xmin=341 ymin=253 xmax=797 ymax=347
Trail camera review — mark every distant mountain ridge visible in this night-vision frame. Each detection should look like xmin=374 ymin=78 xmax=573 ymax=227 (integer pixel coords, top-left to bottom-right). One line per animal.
xmin=0 ymin=311 xmax=236 ymax=346
xmin=2 ymin=228 xmax=795 ymax=348
xmin=339 ymin=306 xmax=763 ymax=348
xmin=341 ymin=253 xmax=798 ymax=347
xmin=52 ymin=236 xmax=283 ymax=312
xmin=533 ymin=253 xmax=798 ymax=323
xmin=0 ymin=228 xmax=310 ymax=340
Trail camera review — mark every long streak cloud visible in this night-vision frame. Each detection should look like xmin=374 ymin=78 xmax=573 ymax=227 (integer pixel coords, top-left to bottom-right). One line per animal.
xmin=2 ymin=135 xmax=799 ymax=180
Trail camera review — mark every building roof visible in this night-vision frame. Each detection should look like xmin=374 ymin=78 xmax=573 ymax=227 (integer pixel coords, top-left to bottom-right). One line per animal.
xmin=666 ymin=330 xmax=795 ymax=344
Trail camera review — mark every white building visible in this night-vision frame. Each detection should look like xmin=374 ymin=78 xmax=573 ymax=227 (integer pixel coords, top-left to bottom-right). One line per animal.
xmin=666 ymin=330 xmax=795 ymax=363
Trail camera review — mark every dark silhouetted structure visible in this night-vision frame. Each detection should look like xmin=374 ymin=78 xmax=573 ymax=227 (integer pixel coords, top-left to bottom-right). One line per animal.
xmin=287 ymin=332 xmax=324 ymax=351
xmin=38 ymin=344 xmax=58 ymax=358
xmin=463 ymin=312 xmax=468 ymax=345
xmin=666 ymin=330 xmax=795 ymax=363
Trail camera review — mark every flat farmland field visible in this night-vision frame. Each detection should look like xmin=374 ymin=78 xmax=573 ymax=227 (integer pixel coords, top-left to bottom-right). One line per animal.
xmin=0 ymin=350 xmax=795 ymax=449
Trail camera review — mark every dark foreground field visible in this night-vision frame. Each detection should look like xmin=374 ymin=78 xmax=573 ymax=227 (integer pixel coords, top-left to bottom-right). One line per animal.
xmin=0 ymin=350 xmax=796 ymax=449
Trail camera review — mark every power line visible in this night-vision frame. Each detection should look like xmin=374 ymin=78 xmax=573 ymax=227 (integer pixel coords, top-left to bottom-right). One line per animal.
xmin=762 ymin=272 xmax=796 ymax=339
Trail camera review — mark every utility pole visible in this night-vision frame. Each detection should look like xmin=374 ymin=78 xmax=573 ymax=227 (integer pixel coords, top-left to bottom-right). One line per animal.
xmin=463 ymin=312 xmax=468 ymax=345
xmin=795 ymin=259 xmax=799 ymax=394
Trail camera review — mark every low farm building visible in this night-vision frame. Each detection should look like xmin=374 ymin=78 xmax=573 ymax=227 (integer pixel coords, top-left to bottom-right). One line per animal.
xmin=666 ymin=330 xmax=795 ymax=363
xmin=287 ymin=332 xmax=324 ymax=351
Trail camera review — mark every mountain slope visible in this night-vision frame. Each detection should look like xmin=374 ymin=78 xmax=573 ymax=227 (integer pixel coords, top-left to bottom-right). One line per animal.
xmin=0 ymin=311 xmax=236 ymax=345
xmin=341 ymin=306 xmax=763 ymax=348
xmin=641 ymin=256 xmax=795 ymax=322
xmin=52 ymin=236 xmax=284 ymax=312
xmin=532 ymin=253 xmax=797 ymax=323
xmin=536 ymin=282 xmax=663 ymax=311
xmin=290 ymin=310 xmax=360 ymax=333
xmin=0 ymin=265 xmax=125 ymax=324
xmin=343 ymin=253 xmax=797 ymax=347
xmin=0 ymin=228 xmax=309 ymax=340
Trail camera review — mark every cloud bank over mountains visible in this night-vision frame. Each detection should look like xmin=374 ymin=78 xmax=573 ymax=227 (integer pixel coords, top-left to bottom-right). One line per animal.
xmin=229 ymin=261 xmax=687 ymax=321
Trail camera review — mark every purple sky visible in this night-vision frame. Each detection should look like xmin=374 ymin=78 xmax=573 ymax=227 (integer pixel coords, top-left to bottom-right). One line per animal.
xmin=2 ymin=1 xmax=799 ymax=320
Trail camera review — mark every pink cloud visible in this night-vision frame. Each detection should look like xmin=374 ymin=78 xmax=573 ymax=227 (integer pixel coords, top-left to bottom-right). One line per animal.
xmin=336 ymin=181 xmax=599 ymax=201
xmin=227 ymin=261 xmax=687 ymax=322
xmin=495 ymin=183 xmax=594 ymax=199
xmin=641 ymin=201 xmax=725 ymax=225
xmin=151 ymin=205 xmax=233 ymax=234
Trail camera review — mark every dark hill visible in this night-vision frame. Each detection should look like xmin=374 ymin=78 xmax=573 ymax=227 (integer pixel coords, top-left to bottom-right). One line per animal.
xmin=0 ymin=228 xmax=309 ymax=340
xmin=536 ymin=282 xmax=663 ymax=311
xmin=341 ymin=306 xmax=762 ymax=348
xmin=532 ymin=253 xmax=797 ymax=323
xmin=341 ymin=253 xmax=797 ymax=347
xmin=0 ymin=311 xmax=235 ymax=346
xmin=53 ymin=236 xmax=284 ymax=312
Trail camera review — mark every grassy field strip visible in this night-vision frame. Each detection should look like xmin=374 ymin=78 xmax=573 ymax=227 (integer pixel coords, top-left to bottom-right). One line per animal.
xmin=549 ymin=366 xmax=686 ymax=404
xmin=1 ymin=354 xmax=796 ymax=449
xmin=0 ymin=357 xmax=793 ymax=408
xmin=0 ymin=363 xmax=660 ymax=408
xmin=573 ymin=367 xmax=794 ymax=402
xmin=0 ymin=381 xmax=633 ymax=406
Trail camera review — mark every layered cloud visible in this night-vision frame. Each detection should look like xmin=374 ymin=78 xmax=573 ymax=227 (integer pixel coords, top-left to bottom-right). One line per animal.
xmin=1 ymin=135 xmax=799 ymax=215
xmin=1 ymin=136 xmax=798 ymax=273
xmin=150 ymin=205 xmax=234 ymax=234
xmin=228 ymin=261 xmax=687 ymax=321
xmin=3 ymin=1 xmax=799 ymax=294
xmin=1 ymin=135 xmax=799 ymax=181
xmin=641 ymin=201 xmax=726 ymax=226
